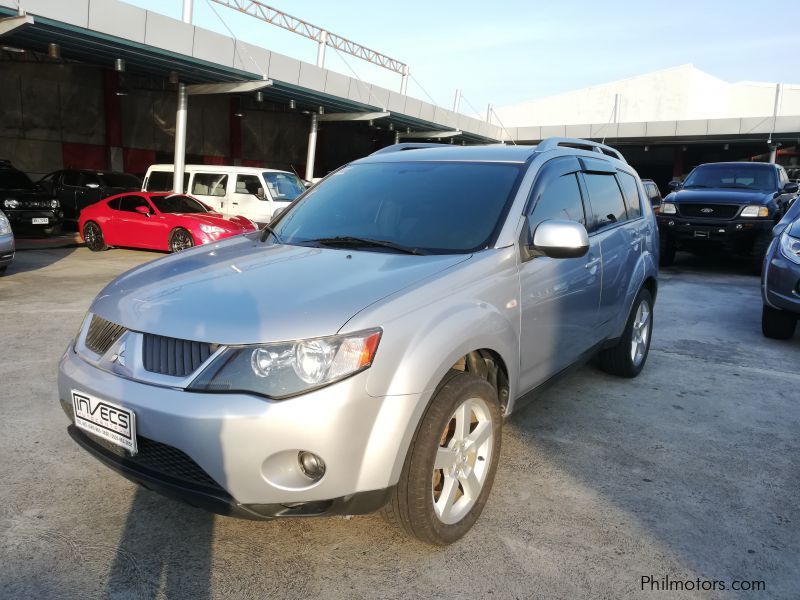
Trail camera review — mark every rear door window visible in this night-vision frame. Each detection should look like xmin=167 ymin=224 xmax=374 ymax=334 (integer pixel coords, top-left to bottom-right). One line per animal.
xmin=616 ymin=171 xmax=642 ymax=219
xmin=62 ymin=171 xmax=80 ymax=187
xmin=192 ymin=173 xmax=228 ymax=197
xmin=145 ymin=171 xmax=187 ymax=193
xmin=583 ymin=173 xmax=628 ymax=231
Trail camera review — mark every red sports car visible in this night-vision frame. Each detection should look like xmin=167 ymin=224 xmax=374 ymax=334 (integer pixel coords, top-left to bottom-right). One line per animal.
xmin=79 ymin=192 xmax=256 ymax=253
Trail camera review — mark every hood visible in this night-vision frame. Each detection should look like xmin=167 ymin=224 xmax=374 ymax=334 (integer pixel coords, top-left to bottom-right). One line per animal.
xmin=0 ymin=188 xmax=49 ymax=200
xmin=174 ymin=212 xmax=251 ymax=231
xmin=667 ymin=188 xmax=774 ymax=205
xmin=90 ymin=236 xmax=470 ymax=345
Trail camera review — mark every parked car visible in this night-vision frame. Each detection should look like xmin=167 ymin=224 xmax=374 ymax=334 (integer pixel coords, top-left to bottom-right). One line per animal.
xmin=762 ymin=196 xmax=800 ymax=339
xmin=0 ymin=159 xmax=63 ymax=236
xmin=79 ymin=192 xmax=256 ymax=253
xmin=59 ymin=138 xmax=658 ymax=545
xmin=657 ymin=162 xmax=799 ymax=271
xmin=641 ymin=179 xmax=663 ymax=211
xmin=0 ymin=209 xmax=14 ymax=274
xmin=143 ymin=165 xmax=306 ymax=225
xmin=38 ymin=169 xmax=141 ymax=226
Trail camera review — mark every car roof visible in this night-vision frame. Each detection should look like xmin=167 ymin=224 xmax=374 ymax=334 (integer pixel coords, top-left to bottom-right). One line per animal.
xmin=695 ymin=161 xmax=776 ymax=169
xmin=148 ymin=164 xmax=292 ymax=174
xmin=357 ymin=144 xmax=539 ymax=164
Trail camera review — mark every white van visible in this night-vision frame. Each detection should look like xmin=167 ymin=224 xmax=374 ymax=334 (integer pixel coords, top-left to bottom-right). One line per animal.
xmin=142 ymin=165 xmax=306 ymax=224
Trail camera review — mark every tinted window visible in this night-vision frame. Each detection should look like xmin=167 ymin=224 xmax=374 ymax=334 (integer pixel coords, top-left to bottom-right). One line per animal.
xmin=150 ymin=195 xmax=208 ymax=214
xmin=62 ymin=171 xmax=80 ymax=186
xmin=118 ymin=195 xmax=149 ymax=212
xmin=100 ymin=173 xmax=141 ymax=188
xmin=0 ymin=169 xmax=34 ymax=190
xmin=529 ymin=173 xmax=585 ymax=226
xmin=107 ymin=197 xmax=121 ymax=210
xmin=683 ymin=164 xmax=777 ymax=191
xmin=145 ymin=171 xmax=188 ymax=193
xmin=616 ymin=171 xmax=642 ymax=219
xmin=79 ymin=172 xmax=101 ymax=187
xmin=192 ymin=173 xmax=228 ymax=197
xmin=264 ymin=172 xmax=305 ymax=201
xmin=584 ymin=173 xmax=627 ymax=230
xmin=273 ymin=162 xmax=521 ymax=254
xmin=235 ymin=175 xmax=263 ymax=195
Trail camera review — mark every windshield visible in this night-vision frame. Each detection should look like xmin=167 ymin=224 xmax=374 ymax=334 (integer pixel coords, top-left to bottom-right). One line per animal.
xmin=0 ymin=170 xmax=34 ymax=190
xmin=150 ymin=195 xmax=209 ymax=214
xmin=271 ymin=162 xmax=522 ymax=254
xmin=264 ymin=172 xmax=306 ymax=201
xmin=100 ymin=173 xmax=141 ymax=188
xmin=683 ymin=164 xmax=777 ymax=191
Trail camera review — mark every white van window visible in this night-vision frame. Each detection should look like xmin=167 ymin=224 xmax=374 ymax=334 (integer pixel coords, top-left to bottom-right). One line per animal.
xmin=192 ymin=173 xmax=228 ymax=197
xmin=263 ymin=172 xmax=305 ymax=201
xmin=146 ymin=171 xmax=188 ymax=192
xmin=235 ymin=174 xmax=263 ymax=196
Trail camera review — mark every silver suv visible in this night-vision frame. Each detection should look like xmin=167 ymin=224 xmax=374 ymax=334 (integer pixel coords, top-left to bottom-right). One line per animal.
xmin=58 ymin=138 xmax=658 ymax=545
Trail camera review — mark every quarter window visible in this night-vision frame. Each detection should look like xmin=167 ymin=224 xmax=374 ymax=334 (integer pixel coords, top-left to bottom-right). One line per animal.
xmin=616 ymin=171 xmax=642 ymax=219
xmin=192 ymin=173 xmax=228 ymax=197
xmin=529 ymin=173 xmax=586 ymax=226
xmin=118 ymin=195 xmax=149 ymax=212
xmin=583 ymin=173 xmax=628 ymax=230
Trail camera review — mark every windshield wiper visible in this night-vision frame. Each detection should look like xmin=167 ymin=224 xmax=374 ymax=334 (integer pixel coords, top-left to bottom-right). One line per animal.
xmin=683 ymin=184 xmax=708 ymax=188
xmin=309 ymin=236 xmax=427 ymax=255
xmin=259 ymin=223 xmax=282 ymax=243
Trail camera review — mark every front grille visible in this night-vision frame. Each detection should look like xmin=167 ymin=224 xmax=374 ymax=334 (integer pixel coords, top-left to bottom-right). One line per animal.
xmin=85 ymin=315 xmax=127 ymax=356
xmin=85 ymin=430 xmax=224 ymax=491
xmin=678 ymin=203 xmax=740 ymax=219
xmin=142 ymin=333 xmax=216 ymax=377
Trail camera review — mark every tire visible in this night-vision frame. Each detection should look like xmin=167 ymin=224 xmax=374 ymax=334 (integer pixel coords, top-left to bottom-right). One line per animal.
xmin=750 ymin=233 xmax=772 ymax=275
xmin=761 ymin=305 xmax=797 ymax=340
xmin=169 ymin=228 xmax=194 ymax=253
xmin=382 ymin=371 xmax=502 ymax=545
xmin=83 ymin=221 xmax=108 ymax=252
xmin=659 ymin=235 xmax=676 ymax=267
xmin=598 ymin=288 xmax=654 ymax=378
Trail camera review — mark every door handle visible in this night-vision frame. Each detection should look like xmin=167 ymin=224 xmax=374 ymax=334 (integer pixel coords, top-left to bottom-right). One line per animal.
xmin=585 ymin=257 xmax=601 ymax=269
xmin=232 ymin=202 xmax=238 ymax=206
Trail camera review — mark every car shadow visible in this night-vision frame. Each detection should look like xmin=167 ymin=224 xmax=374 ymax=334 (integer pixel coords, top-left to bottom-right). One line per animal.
xmin=1 ymin=247 xmax=76 ymax=276
xmin=663 ymin=250 xmax=760 ymax=277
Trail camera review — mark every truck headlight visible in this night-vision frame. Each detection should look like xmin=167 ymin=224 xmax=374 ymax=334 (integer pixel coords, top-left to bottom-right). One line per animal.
xmin=189 ymin=328 xmax=382 ymax=399
xmin=200 ymin=224 xmax=225 ymax=234
xmin=50 ymin=199 xmax=60 ymax=209
xmin=3 ymin=199 xmax=19 ymax=209
xmin=660 ymin=202 xmax=677 ymax=215
xmin=740 ymin=205 xmax=769 ymax=218
xmin=0 ymin=212 xmax=10 ymax=235
xmin=779 ymin=231 xmax=800 ymax=265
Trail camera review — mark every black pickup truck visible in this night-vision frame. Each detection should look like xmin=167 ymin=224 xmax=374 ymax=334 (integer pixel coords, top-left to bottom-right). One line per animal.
xmin=657 ymin=162 xmax=799 ymax=272
xmin=0 ymin=160 xmax=63 ymax=236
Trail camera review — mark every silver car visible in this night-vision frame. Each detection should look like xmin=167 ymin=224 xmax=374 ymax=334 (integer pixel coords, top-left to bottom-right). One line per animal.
xmin=58 ymin=138 xmax=658 ymax=544
xmin=0 ymin=209 xmax=14 ymax=274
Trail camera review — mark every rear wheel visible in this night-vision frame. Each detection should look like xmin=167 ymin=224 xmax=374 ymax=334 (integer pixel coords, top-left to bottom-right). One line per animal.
xmin=659 ymin=235 xmax=676 ymax=267
xmin=169 ymin=228 xmax=194 ymax=253
xmin=83 ymin=222 xmax=107 ymax=252
xmin=762 ymin=305 xmax=797 ymax=340
xmin=382 ymin=371 xmax=502 ymax=545
xmin=598 ymin=288 xmax=653 ymax=378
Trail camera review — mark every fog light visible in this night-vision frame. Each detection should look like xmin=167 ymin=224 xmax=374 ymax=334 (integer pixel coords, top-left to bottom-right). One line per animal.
xmin=298 ymin=451 xmax=325 ymax=481
xmin=668 ymin=220 xmax=675 ymax=227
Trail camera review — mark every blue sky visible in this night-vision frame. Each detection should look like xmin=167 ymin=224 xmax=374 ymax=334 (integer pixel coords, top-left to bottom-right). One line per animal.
xmin=127 ymin=0 xmax=799 ymax=110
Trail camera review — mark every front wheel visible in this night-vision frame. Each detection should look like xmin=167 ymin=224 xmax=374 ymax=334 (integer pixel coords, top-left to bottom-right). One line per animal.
xmin=169 ymin=228 xmax=194 ymax=253
xmin=83 ymin=222 xmax=108 ymax=252
xmin=382 ymin=371 xmax=502 ymax=545
xmin=598 ymin=288 xmax=653 ymax=378
xmin=762 ymin=305 xmax=797 ymax=340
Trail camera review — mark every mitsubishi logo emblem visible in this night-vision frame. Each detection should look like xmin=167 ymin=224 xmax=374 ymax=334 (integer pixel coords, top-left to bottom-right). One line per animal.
xmin=700 ymin=207 xmax=714 ymax=214
xmin=110 ymin=342 xmax=127 ymax=367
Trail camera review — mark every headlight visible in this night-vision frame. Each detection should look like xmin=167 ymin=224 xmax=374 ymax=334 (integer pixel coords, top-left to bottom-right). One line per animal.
xmin=0 ymin=213 xmax=10 ymax=235
xmin=50 ymin=199 xmax=59 ymax=209
xmin=189 ymin=328 xmax=382 ymax=399
xmin=3 ymin=199 xmax=19 ymax=209
xmin=740 ymin=205 xmax=769 ymax=218
xmin=200 ymin=224 xmax=226 ymax=234
xmin=779 ymin=231 xmax=800 ymax=264
xmin=661 ymin=202 xmax=676 ymax=215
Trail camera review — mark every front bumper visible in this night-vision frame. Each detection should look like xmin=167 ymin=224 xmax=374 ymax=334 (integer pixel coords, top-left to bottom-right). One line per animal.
xmin=763 ymin=243 xmax=800 ymax=315
xmin=657 ymin=215 xmax=773 ymax=245
xmin=4 ymin=208 xmax=63 ymax=228
xmin=58 ymin=348 xmax=421 ymax=513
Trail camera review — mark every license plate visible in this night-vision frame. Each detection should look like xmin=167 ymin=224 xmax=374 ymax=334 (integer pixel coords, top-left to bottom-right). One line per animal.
xmin=693 ymin=230 xmax=710 ymax=238
xmin=31 ymin=217 xmax=49 ymax=225
xmin=72 ymin=391 xmax=137 ymax=454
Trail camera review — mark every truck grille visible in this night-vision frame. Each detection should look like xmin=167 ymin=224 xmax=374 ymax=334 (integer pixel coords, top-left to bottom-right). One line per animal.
xmin=142 ymin=333 xmax=216 ymax=377
xmin=678 ymin=203 xmax=740 ymax=219
xmin=85 ymin=315 xmax=127 ymax=356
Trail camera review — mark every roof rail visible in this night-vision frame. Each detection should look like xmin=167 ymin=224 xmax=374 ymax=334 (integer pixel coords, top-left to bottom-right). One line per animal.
xmin=536 ymin=137 xmax=626 ymax=163
xmin=370 ymin=143 xmax=448 ymax=156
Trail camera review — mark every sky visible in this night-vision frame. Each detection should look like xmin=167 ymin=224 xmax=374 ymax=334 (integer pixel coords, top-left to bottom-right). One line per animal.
xmin=126 ymin=0 xmax=799 ymax=112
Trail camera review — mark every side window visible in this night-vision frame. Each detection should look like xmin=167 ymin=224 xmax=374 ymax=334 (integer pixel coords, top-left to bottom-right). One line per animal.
xmin=778 ymin=168 xmax=788 ymax=187
xmin=616 ymin=171 xmax=642 ymax=219
xmin=63 ymin=171 xmax=80 ymax=186
xmin=79 ymin=172 xmax=101 ymax=188
xmin=118 ymin=195 xmax=148 ymax=212
xmin=145 ymin=171 xmax=188 ymax=192
xmin=107 ymin=197 xmax=121 ymax=210
xmin=235 ymin=174 xmax=263 ymax=196
xmin=583 ymin=173 xmax=628 ymax=230
xmin=192 ymin=173 xmax=228 ymax=197
xmin=529 ymin=172 xmax=586 ymax=226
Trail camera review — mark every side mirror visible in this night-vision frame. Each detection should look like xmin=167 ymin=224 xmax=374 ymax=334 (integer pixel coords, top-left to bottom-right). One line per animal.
xmin=530 ymin=219 xmax=589 ymax=259
xmin=135 ymin=205 xmax=151 ymax=216
xmin=668 ymin=180 xmax=681 ymax=191
xmin=256 ymin=187 xmax=266 ymax=199
xmin=271 ymin=207 xmax=285 ymax=221
xmin=783 ymin=182 xmax=799 ymax=194
xmin=85 ymin=182 xmax=101 ymax=189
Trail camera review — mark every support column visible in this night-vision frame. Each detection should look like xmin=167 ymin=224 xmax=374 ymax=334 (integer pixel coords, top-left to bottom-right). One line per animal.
xmin=182 ymin=0 xmax=193 ymax=24
xmin=305 ymin=112 xmax=318 ymax=181
xmin=400 ymin=65 xmax=409 ymax=95
xmin=173 ymin=83 xmax=188 ymax=193
xmin=316 ymin=30 xmax=328 ymax=68
xmin=672 ymin=146 xmax=684 ymax=179
xmin=394 ymin=131 xmax=400 ymax=144
xmin=486 ymin=104 xmax=493 ymax=123
xmin=102 ymin=70 xmax=124 ymax=171
xmin=769 ymin=146 xmax=778 ymax=164
xmin=230 ymin=96 xmax=242 ymax=165
xmin=453 ymin=89 xmax=461 ymax=112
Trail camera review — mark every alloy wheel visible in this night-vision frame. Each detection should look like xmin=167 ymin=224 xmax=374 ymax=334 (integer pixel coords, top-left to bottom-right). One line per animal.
xmin=630 ymin=299 xmax=651 ymax=366
xmin=170 ymin=230 xmax=194 ymax=252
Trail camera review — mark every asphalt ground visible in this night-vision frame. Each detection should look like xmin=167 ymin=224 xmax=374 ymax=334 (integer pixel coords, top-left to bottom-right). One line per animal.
xmin=1 ymin=247 xmax=798 ymax=599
